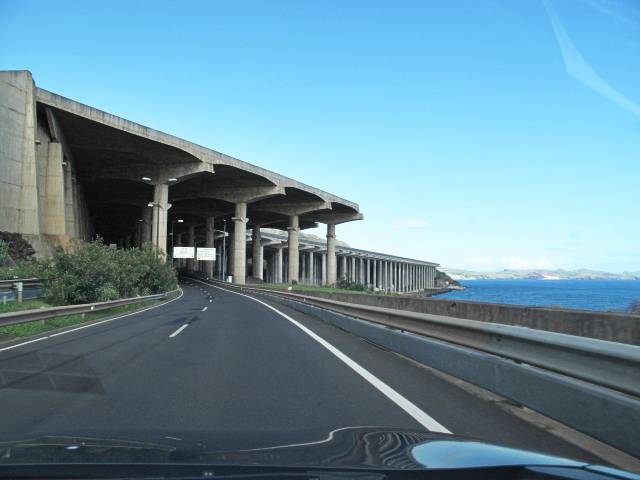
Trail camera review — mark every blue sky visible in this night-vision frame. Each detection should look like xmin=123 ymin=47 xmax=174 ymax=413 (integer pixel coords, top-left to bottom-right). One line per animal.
xmin=1 ymin=0 xmax=639 ymax=272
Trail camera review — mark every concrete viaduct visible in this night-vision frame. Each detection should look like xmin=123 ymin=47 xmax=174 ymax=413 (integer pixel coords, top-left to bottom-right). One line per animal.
xmin=1 ymin=70 xmax=437 ymax=291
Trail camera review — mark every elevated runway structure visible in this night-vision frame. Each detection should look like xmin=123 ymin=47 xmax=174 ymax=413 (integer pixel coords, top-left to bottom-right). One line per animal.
xmin=1 ymin=70 xmax=436 ymax=291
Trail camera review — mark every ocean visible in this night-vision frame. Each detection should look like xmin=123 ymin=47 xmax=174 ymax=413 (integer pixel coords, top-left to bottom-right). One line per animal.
xmin=436 ymin=279 xmax=640 ymax=313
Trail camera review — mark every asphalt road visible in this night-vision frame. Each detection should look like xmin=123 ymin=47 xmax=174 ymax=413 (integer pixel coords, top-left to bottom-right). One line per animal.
xmin=0 ymin=278 xmax=603 ymax=462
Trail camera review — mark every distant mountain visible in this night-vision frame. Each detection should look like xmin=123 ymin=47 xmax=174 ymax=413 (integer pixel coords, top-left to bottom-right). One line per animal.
xmin=442 ymin=268 xmax=640 ymax=281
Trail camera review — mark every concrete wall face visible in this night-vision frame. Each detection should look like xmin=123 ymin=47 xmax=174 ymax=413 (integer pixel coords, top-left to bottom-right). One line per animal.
xmin=0 ymin=71 xmax=38 ymax=236
xmin=0 ymin=71 xmax=93 ymax=255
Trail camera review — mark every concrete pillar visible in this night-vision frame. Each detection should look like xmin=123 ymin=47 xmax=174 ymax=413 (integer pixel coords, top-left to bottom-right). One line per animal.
xmin=321 ymin=253 xmax=327 ymax=286
xmin=41 ymin=142 xmax=66 ymax=236
xmin=141 ymin=206 xmax=152 ymax=247
xmin=384 ymin=262 xmax=388 ymax=291
xmin=301 ymin=252 xmax=307 ymax=283
xmin=274 ymin=247 xmax=283 ymax=283
xmin=326 ymin=224 xmax=336 ymax=285
xmin=232 ymin=202 xmax=248 ymax=284
xmin=283 ymin=249 xmax=288 ymax=283
xmin=372 ymin=260 xmax=377 ymax=289
xmin=364 ymin=258 xmax=370 ymax=286
xmin=308 ymin=251 xmax=315 ymax=285
xmin=340 ymin=256 xmax=347 ymax=281
xmin=252 ymin=226 xmax=263 ymax=280
xmin=205 ymin=216 xmax=215 ymax=279
xmin=187 ymin=225 xmax=196 ymax=272
xmin=402 ymin=263 xmax=406 ymax=292
xmin=287 ymin=215 xmax=299 ymax=283
xmin=151 ymin=183 xmax=169 ymax=259
xmin=392 ymin=262 xmax=396 ymax=292
xmin=409 ymin=264 xmax=413 ymax=292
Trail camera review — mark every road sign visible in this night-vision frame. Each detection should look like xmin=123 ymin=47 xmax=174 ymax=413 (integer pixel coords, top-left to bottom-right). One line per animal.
xmin=197 ymin=247 xmax=216 ymax=261
xmin=173 ymin=246 xmax=195 ymax=259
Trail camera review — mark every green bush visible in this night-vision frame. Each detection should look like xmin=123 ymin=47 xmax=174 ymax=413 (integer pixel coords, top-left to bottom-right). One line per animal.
xmin=337 ymin=279 xmax=367 ymax=291
xmin=0 ymin=258 xmax=50 ymax=280
xmin=0 ymin=240 xmax=8 ymax=266
xmin=96 ymin=284 xmax=120 ymax=302
xmin=46 ymin=240 xmax=177 ymax=305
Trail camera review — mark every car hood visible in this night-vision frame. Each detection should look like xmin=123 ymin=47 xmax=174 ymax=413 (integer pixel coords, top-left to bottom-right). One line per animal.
xmin=0 ymin=427 xmax=592 ymax=471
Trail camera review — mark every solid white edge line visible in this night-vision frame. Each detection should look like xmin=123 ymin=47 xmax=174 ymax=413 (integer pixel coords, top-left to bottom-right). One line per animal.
xmin=0 ymin=288 xmax=185 ymax=352
xmin=194 ymin=279 xmax=452 ymax=434
xmin=169 ymin=324 xmax=189 ymax=338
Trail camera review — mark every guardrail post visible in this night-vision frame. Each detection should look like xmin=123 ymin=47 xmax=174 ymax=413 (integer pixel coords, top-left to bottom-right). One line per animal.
xmin=15 ymin=281 xmax=23 ymax=303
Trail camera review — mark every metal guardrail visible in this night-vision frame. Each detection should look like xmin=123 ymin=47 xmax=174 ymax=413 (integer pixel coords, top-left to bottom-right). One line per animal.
xmin=0 ymin=289 xmax=178 ymax=329
xmin=0 ymin=278 xmax=43 ymax=289
xmin=213 ymin=281 xmax=640 ymax=398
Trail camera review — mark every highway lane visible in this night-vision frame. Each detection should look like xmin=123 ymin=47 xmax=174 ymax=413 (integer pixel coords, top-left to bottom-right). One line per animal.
xmin=0 ymin=278 xmax=602 ymax=462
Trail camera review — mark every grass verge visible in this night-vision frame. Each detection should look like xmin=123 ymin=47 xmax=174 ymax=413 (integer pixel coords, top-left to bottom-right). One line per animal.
xmin=0 ymin=298 xmax=52 ymax=314
xmin=0 ymin=290 xmax=180 ymax=338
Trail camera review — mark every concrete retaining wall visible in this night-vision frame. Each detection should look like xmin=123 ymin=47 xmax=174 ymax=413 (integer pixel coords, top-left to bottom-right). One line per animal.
xmin=288 ymin=291 xmax=640 ymax=345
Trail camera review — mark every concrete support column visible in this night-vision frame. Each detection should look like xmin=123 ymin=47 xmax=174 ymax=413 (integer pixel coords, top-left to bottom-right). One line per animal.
xmin=205 ymin=216 xmax=215 ymax=279
xmin=340 ymin=256 xmax=347 ymax=281
xmin=252 ymin=227 xmax=263 ymax=280
xmin=231 ymin=202 xmax=248 ymax=284
xmin=151 ymin=183 xmax=169 ymax=259
xmin=274 ymin=247 xmax=283 ymax=283
xmin=141 ymin=207 xmax=152 ymax=246
xmin=372 ymin=260 xmax=377 ymax=289
xmin=283 ymin=249 xmax=288 ymax=283
xmin=287 ymin=215 xmax=300 ymax=284
xmin=410 ymin=264 xmax=414 ymax=291
xmin=308 ymin=251 xmax=315 ymax=285
xmin=187 ymin=225 xmax=196 ymax=272
xmin=381 ymin=261 xmax=385 ymax=290
xmin=326 ymin=224 xmax=337 ymax=286
xmin=301 ymin=252 xmax=307 ymax=283
xmin=402 ymin=263 xmax=407 ymax=292
xmin=365 ymin=258 xmax=370 ymax=286
xmin=393 ymin=262 xmax=397 ymax=291
xmin=385 ymin=262 xmax=389 ymax=291
xmin=321 ymin=253 xmax=327 ymax=285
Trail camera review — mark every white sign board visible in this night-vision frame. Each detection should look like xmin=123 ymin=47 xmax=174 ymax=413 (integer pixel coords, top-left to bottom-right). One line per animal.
xmin=197 ymin=247 xmax=216 ymax=261
xmin=173 ymin=246 xmax=195 ymax=259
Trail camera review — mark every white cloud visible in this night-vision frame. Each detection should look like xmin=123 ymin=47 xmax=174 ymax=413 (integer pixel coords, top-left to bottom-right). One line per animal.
xmin=392 ymin=218 xmax=429 ymax=229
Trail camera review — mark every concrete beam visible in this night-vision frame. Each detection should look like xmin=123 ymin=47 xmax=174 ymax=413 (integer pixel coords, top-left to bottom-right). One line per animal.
xmin=253 ymin=201 xmax=331 ymax=217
